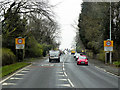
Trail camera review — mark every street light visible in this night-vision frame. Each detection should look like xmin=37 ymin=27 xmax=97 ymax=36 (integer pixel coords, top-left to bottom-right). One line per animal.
xmin=109 ymin=0 xmax=112 ymax=64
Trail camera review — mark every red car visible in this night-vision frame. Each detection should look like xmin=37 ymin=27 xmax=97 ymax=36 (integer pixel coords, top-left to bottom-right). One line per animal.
xmin=77 ymin=56 xmax=88 ymax=65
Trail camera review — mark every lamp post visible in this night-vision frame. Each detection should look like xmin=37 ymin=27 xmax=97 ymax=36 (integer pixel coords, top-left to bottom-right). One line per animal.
xmin=109 ymin=0 xmax=112 ymax=64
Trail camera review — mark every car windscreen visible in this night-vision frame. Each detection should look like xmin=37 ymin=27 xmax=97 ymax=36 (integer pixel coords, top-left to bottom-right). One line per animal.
xmin=49 ymin=51 xmax=59 ymax=56
xmin=79 ymin=56 xmax=86 ymax=59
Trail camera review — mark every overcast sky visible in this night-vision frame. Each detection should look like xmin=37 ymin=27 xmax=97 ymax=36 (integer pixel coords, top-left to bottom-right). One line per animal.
xmin=0 ymin=0 xmax=82 ymax=50
xmin=49 ymin=0 xmax=82 ymax=50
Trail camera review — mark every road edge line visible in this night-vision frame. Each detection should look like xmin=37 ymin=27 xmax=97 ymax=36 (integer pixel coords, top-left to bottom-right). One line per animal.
xmin=95 ymin=66 xmax=120 ymax=77
xmin=0 ymin=64 xmax=32 ymax=83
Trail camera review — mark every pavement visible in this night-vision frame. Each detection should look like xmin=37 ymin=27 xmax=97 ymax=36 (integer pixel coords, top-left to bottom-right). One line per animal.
xmin=89 ymin=58 xmax=120 ymax=76
xmin=1 ymin=54 xmax=119 ymax=90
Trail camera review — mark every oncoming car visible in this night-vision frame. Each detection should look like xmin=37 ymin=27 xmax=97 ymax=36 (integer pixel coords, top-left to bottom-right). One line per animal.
xmin=77 ymin=56 xmax=88 ymax=65
xmin=49 ymin=50 xmax=60 ymax=62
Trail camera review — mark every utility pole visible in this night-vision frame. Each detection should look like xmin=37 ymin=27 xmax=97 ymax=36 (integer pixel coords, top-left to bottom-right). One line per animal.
xmin=110 ymin=1 xmax=112 ymax=64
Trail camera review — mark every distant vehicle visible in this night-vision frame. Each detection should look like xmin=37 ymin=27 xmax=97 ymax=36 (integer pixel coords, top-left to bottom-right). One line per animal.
xmin=77 ymin=56 xmax=88 ymax=65
xmin=49 ymin=50 xmax=60 ymax=62
xmin=74 ymin=52 xmax=77 ymax=58
xmin=71 ymin=50 xmax=75 ymax=55
xmin=75 ymin=53 xmax=81 ymax=61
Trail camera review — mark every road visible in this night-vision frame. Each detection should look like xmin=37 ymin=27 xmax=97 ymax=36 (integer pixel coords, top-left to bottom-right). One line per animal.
xmin=1 ymin=54 xmax=119 ymax=90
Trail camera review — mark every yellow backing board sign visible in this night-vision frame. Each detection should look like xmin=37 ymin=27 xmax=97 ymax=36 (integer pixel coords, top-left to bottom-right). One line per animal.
xmin=15 ymin=38 xmax=25 ymax=45
xmin=104 ymin=40 xmax=113 ymax=47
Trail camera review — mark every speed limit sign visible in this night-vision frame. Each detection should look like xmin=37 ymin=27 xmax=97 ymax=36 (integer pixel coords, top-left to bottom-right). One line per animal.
xmin=15 ymin=37 xmax=25 ymax=49
xmin=104 ymin=40 xmax=113 ymax=51
xmin=15 ymin=38 xmax=25 ymax=45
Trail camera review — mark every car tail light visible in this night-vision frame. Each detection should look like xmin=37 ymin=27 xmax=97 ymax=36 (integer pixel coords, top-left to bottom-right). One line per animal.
xmin=85 ymin=60 xmax=88 ymax=62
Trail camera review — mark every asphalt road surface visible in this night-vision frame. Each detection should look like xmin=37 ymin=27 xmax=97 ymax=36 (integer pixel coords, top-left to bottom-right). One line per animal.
xmin=1 ymin=54 xmax=119 ymax=90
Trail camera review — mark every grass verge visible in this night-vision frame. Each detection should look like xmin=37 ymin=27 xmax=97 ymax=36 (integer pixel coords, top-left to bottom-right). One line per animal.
xmin=0 ymin=62 xmax=30 ymax=78
xmin=113 ymin=61 xmax=120 ymax=67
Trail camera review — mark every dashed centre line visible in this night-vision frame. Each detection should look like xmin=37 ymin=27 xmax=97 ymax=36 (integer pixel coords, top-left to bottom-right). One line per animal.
xmin=64 ymin=72 xmax=67 ymax=77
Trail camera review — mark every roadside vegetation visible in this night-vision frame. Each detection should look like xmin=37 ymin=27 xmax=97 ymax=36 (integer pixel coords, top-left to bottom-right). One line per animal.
xmin=0 ymin=62 xmax=30 ymax=78
xmin=76 ymin=2 xmax=120 ymax=67
xmin=0 ymin=0 xmax=60 ymax=77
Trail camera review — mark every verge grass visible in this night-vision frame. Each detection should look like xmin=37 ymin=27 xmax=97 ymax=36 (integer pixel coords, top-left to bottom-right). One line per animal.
xmin=0 ymin=62 xmax=30 ymax=78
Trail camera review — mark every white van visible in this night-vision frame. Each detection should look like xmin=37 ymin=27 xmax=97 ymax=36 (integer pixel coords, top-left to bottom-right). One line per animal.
xmin=49 ymin=50 xmax=60 ymax=62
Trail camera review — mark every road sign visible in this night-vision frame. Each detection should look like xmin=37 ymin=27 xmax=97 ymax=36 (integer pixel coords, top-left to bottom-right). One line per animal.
xmin=104 ymin=47 xmax=113 ymax=52
xmin=16 ymin=44 xmax=25 ymax=49
xmin=15 ymin=38 xmax=25 ymax=45
xmin=104 ymin=40 xmax=113 ymax=47
xmin=104 ymin=40 xmax=113 ymax=51
xmin=15 ymin=38 xmax=25 ymax=49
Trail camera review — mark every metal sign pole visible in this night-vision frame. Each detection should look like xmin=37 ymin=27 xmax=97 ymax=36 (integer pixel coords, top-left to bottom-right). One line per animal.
xmin=110 ymin=1 xmax=112 ymax=64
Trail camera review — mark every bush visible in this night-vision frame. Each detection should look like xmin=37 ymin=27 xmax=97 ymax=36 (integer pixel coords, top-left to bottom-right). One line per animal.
xmin=42 ymin=44 xmax=52 ymax=57
xmin=25 ymin=36 xmax=43 ymax=58
xmin=0 ymin=48 xmax=2 ymax=66
xmin=113 ymin=61 xmax=120 ymax=67
xmin=2 ymin=48 xmax=16 ymax=66
xmin=97 ymin=49 xmax=105 ymax=62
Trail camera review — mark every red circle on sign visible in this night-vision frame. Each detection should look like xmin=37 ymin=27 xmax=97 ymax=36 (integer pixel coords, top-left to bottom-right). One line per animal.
xmin=106 ymin=41 xmax=111 ymax=46
xmin=17 ymin=39 xmax=23 ymax=44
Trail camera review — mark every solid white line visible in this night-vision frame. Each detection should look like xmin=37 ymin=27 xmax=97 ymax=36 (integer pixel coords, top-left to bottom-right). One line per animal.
xmin=68 ymin=79 xmax=74 ymax=87
xmin=95 ymin=66 xmax=106 ymax=72
xmin=0 ymin=64 xmax=32 ymax=83
xmin=95 ymin=66 xmax=120 ymax=77
xmin=2 ymin=83 xmax=16 ymax=85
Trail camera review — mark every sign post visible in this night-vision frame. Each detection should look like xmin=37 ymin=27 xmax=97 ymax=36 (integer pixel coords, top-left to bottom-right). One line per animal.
xmin=15 ymin=37 xmax=25 ymax=61
xmin=104 ymin=40 xmax=113 ymax=64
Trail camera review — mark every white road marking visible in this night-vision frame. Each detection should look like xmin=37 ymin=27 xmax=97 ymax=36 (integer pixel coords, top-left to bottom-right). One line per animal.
xmin=56 ymin=72 xmax=63 ymax=74
xmin=15 ymin=73 xmax=25 ymax=76
xmin=68 ymin=79 xmax=74 ymax=87
xmin=95 ymin=66 xmax=120 ymax=77
xmin=0 ymin=64 xmax=32 ymax=83
xmin=50 ymin=64 xmax=54 ymax=66
xmin=21 ymin=71 xmax=29 ymax=73
xmin=2 ymin=83 xmax=16 ymax=85
xmin=57 ymin=70 xmax=63 ymax=72
xmin=58 ymin=79 xmax=67 ymax=81
xmin=58 ymin=75 xmax=65 ymax=77
xmin=95 ymin=66 xmax=106 ymax=72
xmin=64 ymin=72 xmax=67 ymax=77
xmin=23 ymin=68 xmax=30 ymax=71
xmin=58 ymin=84 xmax=71 ymax=87
xmin=10 ymin=77 xmax=23 ymax=80
xmin=63 ymin=68 xmax=65 ymax=71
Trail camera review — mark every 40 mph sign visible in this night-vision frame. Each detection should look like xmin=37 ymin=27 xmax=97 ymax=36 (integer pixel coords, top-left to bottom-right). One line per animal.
xmin=104 ymin=40 xmax=113 ymax=51
xmin=15 ymin=38 xmax=25 ymax=49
